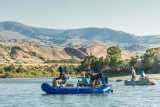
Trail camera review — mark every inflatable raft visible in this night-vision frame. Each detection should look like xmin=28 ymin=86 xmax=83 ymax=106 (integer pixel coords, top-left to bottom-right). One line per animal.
xmin=41 ymin=83 xmax=112 ymax=94
xmin=124 ymin=79 xmax=156 ymax=85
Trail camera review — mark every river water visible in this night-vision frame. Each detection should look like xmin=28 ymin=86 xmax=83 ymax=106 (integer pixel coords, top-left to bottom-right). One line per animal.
xmin=0 ymin=77 xmax=159 ymax=107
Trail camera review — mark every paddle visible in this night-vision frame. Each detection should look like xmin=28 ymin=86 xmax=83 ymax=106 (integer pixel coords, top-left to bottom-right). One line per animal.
xmin=77 ymin=81 xmax=79 ymax=94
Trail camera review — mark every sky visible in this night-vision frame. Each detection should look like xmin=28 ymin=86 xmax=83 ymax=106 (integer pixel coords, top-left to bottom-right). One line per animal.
xmin=0 ymin=0 xmax=160 ymax=36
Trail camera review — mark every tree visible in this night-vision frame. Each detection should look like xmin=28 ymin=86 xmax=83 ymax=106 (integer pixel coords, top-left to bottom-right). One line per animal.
xmin=142 ymin=48 xmax=158 ymax=72
xmin=106 ymin=46 xmax=122 ymax=71
xmin=78 ymin=55 xmax=97 ymax=72
xmin=16 ymin=67 xmax=26 ymax=73
xmin=90 ymin=57 xmax=100 ymax=72
xmin=149 ymin=51 xmax=160 ymax=73
xmin=135 ymin=55 xmax=141 ymax=59
xmin=63 ymin=65 xmax=77 ymax=75
xmin=107 ymin=46 xmax=121 ymax=59
xmin=4 ymin=64 xmax=16 ymax=73
xmin=104 ymin=55 xmax=111 ymax=65
xmin=98 ymin=57 xmax=105 ymax=71
xmin=0 ymin=69 xmax=5 ymax=74
xmin=130 ymin=56 xmax=138 ymax=67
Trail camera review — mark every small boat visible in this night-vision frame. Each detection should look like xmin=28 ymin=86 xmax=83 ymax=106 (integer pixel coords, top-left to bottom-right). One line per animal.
xmin=124 ymin=79 xmax=156 ymax=85
xmin=41 ymin=83 xmax=112 ymax=94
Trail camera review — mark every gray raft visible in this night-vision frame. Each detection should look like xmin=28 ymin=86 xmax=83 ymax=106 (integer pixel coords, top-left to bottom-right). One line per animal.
xmin=124 ymin=79 xmax=156 ymax=85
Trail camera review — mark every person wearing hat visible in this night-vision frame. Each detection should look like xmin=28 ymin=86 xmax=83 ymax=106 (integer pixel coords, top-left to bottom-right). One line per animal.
xmin=52 ymin=66 xmax=66 ymax=87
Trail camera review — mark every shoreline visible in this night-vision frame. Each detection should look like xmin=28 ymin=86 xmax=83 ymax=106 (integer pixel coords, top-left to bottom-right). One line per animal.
xmin=1 ymin=74 xmax=160 ymax=80
xmin=109 ymin=74 xmax=160 ymax=81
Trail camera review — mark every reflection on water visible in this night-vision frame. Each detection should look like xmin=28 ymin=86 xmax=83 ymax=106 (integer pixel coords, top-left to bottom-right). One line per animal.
xmin=0 ymin=77 xmax=159 ymax=107
xmin=0 ymin=77 xmax=53 ymax=83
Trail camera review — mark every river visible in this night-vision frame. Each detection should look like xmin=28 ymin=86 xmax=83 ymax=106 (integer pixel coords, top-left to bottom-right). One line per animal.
xmin=0 ymin=77 xmax=159 ymax=107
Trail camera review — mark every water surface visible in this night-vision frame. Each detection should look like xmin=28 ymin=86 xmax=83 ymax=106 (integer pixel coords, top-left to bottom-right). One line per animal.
xmin=0 ymin=78 xmax=159 ymax=107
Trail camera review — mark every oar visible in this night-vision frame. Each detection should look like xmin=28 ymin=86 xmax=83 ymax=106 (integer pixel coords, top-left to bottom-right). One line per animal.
xmin=77 ymin=81 xmax=79 ymax=94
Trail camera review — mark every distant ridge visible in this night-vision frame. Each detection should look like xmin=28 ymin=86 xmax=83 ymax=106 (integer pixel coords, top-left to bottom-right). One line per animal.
xmin=0 ymin=21 xmax=139 ymax=44
xmin=1 ymin=21 xmax=160 ymax=44
xmin=1 ymin=21 xmax=160 ymax=55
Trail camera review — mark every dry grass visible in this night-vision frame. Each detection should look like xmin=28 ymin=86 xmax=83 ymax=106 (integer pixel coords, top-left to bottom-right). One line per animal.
xmin=0 ymin=42 xmax=135 ymax=64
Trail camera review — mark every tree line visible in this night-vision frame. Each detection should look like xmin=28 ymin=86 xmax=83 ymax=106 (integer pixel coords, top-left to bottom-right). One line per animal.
xmin=78 ymin=46 xmax=160 ymax=76
xmin=0 ymin=46 xmax=160 ymax=78
xmin=0 ymin=63 xmax=79 ymax=78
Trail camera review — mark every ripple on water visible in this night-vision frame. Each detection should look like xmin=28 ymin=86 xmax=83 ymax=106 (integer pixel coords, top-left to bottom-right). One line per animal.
xmin=0 ymin=78 xmax=160 ymax=107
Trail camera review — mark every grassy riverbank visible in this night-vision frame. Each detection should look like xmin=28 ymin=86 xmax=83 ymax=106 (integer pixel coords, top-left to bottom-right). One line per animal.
xmin=0 ymin=63 xmax=159 ymax=79
xmin=0 ymin=63 xmax=81 ymax=78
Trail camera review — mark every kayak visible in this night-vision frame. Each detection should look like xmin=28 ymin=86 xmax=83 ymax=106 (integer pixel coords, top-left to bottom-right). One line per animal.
xmin=124 ymin=79 xmax=156 ymax=85
xmin=41 ymin=83 xmax=112 ymax=94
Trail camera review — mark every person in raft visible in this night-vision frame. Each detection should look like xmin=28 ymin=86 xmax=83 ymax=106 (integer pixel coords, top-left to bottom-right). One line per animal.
xmin=131 ymin=67 xmax=136 ymax=81
xmin=52 ymin=66 xmax=66 ymax=87
xmin=78 ymin=71 xmax=88 ymax=86
xmin=139 ymin=71 xmax=149 ymax=81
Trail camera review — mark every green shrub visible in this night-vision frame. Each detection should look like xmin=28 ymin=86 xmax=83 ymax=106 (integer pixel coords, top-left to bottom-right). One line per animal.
xmin=4 ymin=72 xmax=13 ymax=78
xmin=0 ymin=69 xmax=5 ymax=74
xmin=16 ymin=67 xmax=26 ymax=73
xmin=4 ymin=64 xmax=16 ymax=73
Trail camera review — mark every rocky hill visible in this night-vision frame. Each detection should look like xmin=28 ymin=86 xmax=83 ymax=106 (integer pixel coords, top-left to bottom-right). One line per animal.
xmin=1 ymin=21 xmax=160 ymax=55
xmin=0 ymin=42 xmax=135 ymax=64
xmin=124 ymin=43 xmax=150 ymax=55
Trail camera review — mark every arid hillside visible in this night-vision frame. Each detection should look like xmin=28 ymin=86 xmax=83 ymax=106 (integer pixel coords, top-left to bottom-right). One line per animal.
xmin=0 ymin=42 xmax=135 ymax=64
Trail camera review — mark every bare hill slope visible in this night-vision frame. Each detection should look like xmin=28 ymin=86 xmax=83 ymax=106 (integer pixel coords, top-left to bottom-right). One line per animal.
xmin=0 ymin=42 xmax=135 ymax=64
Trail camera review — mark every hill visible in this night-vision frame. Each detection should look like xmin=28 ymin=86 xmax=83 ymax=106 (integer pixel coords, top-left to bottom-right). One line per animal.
xmin=0 ymin=21 xmax=138 ymax=44
xmin=1 ymin=21 xmax=160 ymax=55
xmin=0 ymin=42 xmax=135 ymax=64
xmin=124 ymin=43 xmax=149 ymax=55
xmin=1 ymin=21 xmax=160 ymax=44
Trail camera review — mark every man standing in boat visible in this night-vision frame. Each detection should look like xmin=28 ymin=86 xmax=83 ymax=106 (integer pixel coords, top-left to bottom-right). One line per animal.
xmin=131 ymin=67 xmax=136 ymax=81
xmin=52 ymin=66 xmax=66 ymax=87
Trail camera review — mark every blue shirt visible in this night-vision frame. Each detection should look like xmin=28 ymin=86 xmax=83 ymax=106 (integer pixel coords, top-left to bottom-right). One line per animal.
xmin=140 ymin=71 xmax=145 ymax=78
xmin=82 ymin=77 xmax=88 ymax=86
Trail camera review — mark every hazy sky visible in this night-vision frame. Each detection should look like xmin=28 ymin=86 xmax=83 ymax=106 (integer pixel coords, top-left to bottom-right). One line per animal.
xmin=0 ymin=0 xmax=160 ymax=36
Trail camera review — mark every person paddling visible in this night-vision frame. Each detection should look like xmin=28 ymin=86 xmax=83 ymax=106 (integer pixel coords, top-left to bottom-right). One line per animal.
xmin=77 ymin=71 xmax=88 ymax=87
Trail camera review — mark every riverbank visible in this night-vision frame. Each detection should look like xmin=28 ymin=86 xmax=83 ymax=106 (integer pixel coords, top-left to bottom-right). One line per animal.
xmin=109 ymin=74 xmax=160 ymax=81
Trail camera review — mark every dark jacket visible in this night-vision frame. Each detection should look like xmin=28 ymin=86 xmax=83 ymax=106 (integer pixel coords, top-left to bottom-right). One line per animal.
xmin=56 ymin=67 xmax=66 ymax=80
